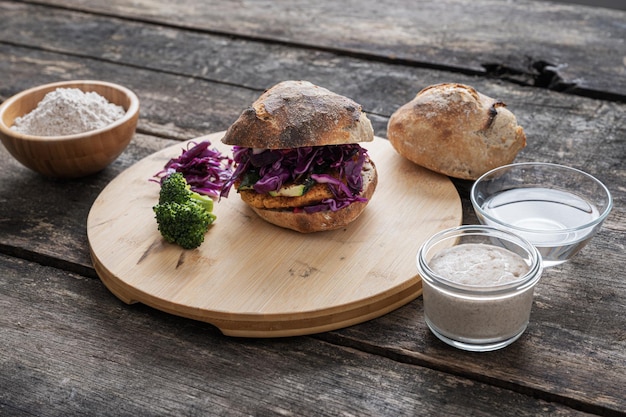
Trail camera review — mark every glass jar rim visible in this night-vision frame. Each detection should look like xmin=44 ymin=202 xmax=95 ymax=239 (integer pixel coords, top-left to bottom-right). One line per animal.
xmin=417 ymin=225 xmax=543 ymax=295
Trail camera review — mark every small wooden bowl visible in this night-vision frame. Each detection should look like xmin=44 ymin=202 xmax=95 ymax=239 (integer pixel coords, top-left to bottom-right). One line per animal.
xmin=0 ymin=80 xmax=139 ymax=178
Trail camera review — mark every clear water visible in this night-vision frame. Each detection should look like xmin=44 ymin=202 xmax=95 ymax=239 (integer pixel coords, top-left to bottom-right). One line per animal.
xmin=480 ymin=188 xmax=600 ymax=266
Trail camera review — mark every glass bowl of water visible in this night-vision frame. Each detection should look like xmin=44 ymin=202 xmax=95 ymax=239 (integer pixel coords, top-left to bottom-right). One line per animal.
xmin=470 ymin=162 xmax=613 ymax=267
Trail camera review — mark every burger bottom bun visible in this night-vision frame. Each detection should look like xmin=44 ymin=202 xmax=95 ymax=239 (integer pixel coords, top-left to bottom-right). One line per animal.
xmin=247 ymin=160 xmax=378 ymax=233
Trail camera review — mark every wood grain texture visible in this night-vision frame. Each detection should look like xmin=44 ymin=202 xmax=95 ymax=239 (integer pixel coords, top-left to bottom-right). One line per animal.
xmin=21 ymin=0 xmax=626 ymax=99
xmin=1 ymin=254 xmax=592 ymax=417
xmin=2 ymin=37 xmax=622 ymax=273
xmin=1 ymin=0 xmax=625 ymax=414
xmin=87 ymin=132 xmax=462 ymax=336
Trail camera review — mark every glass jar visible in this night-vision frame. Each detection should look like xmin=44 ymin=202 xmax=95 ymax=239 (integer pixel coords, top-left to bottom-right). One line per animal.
xmin=417 ymin=225 xmax=543 ymax=352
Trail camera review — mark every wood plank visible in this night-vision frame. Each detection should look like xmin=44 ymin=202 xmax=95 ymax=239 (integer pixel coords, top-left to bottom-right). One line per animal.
xmin=1 ymin=6 xmax=625 ymax=415
xmin=15 ymin=0 xmax=626 ymax=99
xmin=321 ymin=254 xmax=626 ymax=415
xmin=537 ymin=0 xmax=625 ymax=10
xmin=0 ymin=253 xmax=594 ymax=417
xmin=1 ymin=54 xmax=624 ymax=414
xmin=1 ymin=29 xmax=624 ymax=267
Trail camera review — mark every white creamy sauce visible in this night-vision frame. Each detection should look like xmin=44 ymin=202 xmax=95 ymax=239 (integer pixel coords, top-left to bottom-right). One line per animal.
xmin=429 ymin=243 xmax=529 ymax=285
xmin=423 ymin=243 xmax=535 ymax=345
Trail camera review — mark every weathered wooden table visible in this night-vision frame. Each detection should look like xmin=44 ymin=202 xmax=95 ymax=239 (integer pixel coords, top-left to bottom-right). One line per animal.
xmin=1 ymin=1 xmax=625 ymax=416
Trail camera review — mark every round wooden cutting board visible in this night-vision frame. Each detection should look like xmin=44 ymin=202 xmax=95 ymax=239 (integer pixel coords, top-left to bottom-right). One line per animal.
xmin=87 ymin=132 xmax=462 ymax=337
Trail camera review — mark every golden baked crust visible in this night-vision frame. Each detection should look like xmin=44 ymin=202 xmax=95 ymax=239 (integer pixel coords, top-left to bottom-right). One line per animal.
xmin=240 ymin=182 xmax=333 ymax=209
xmin=387 ymin=83 xmax=526 ymax=180
xmin=250 ymin=160 xmax=377 ymax=233
xmin=222 ymin=80 xmax=374 ymax=149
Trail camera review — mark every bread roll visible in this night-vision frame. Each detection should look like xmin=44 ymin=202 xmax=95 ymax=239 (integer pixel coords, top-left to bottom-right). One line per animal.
xmin=223 ymin=80 xmax=374 ymax=149
xmin=387 ymin=83 xmax=526 ymax=180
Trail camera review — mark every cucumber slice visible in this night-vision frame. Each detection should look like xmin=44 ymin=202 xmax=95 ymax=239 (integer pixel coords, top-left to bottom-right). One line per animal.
xmin=268 ymin=177 xmax=315 ymax=197
xmin=269 ymin=183 xmax=308 ymax=197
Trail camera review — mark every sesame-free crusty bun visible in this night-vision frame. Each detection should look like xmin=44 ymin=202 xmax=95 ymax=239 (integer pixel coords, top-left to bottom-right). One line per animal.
xmin=250 ymin=159 xmax=377 ymax=233
xmin=220 ymin=80 xmax=378 ymax=234
xmin=222 ymin=80 xmax=374 ymax=149
xmin=387 ymin=83 xmax=526 ymax=180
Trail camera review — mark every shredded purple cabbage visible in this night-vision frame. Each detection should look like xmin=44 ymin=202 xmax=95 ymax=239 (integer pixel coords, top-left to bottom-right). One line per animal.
xmin=221 ymin=144 xmax=369 ymax=212
xmin=153 ymin=141 xmax=233 ymax=199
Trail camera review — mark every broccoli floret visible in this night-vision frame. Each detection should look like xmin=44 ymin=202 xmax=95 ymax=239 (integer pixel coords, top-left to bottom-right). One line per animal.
xmin=157 ymin=171 xmax=189 ymax=204
xmin=153 ymin=201 xmax=214 ymax=249
xmin=153 ymin=172 xmax=216 ymax=249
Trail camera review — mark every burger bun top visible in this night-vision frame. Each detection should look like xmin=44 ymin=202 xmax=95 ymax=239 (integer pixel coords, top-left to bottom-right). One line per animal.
xmin=222 ymin=80 xmax=374 ymax=149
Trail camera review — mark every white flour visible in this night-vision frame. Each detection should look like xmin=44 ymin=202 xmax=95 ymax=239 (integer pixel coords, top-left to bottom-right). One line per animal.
xmin=11 ymin=87 xmax=126 ymax=136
